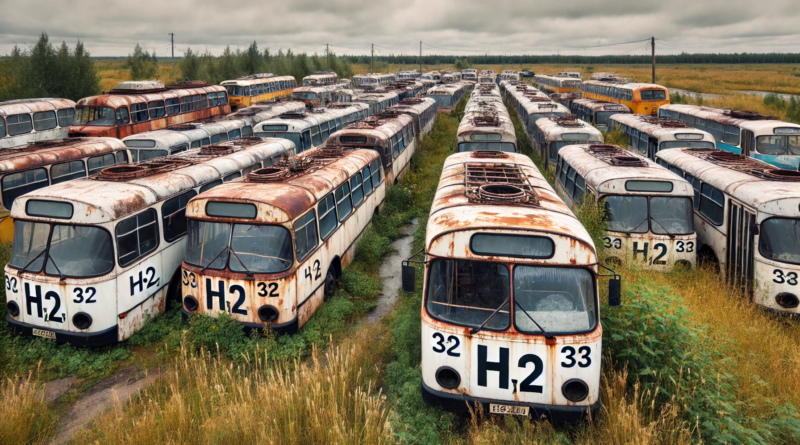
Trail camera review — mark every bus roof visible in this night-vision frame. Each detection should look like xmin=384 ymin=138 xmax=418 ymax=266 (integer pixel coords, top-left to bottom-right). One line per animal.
xmin=582 ymin=80 xmax=668 ymax=92
xmin=11 ymin=138 xmax=295 ymax=223
xmin=559 ymin=144 xmax=692 ymax=195
xmin=0 ymin=98 xmax=76 ymax=116
xmin=660 ymin=104 xmax=800 ymax=134
xmin=427 ymin=151 xmax=595 ymax=255
xmin=572 ymin=99 xmax=632 ymax=113
xmin=656 ymin=147 xmax=800 ymax=215
xmin=220 ymin=75 xmax=294 ymax=87
xmin=254 ymin=105 xmax=366 ymax=133
xmin=391 ymin=97 xmax=436 ymax=115
xmin=186 ymin=148 xmax=378 ymax=224
xmin=76 ymin=85 xmax=226 ymax=108
xmin=0 ymin=137 xmax=126 ymax=173
xmin=610 ymin=114 xmax=715 ymax=142
xmin=535 ymin=117 xmax=603 ymax=140
xmin=330 ymin=111 xmax=414 ymax=144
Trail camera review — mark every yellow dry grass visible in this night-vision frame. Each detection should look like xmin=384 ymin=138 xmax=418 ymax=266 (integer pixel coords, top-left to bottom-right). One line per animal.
xmin=95 ymin=60 xmax=181 ymax=92
xmin=0 ymin=373 xmax=57 ymax=445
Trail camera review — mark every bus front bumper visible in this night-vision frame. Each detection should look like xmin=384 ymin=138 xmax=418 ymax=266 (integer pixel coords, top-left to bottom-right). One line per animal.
xmin=181 ymin=309 xmax=299 ymax=334
xmin=421 ymin=380 xmax=600 ymax=423
xmin=6 ymin=315 xmax=118 ymax=347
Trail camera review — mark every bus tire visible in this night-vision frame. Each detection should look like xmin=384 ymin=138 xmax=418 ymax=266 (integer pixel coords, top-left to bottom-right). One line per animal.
xmin=324 ymin=269 xmax=337 ymax=299
xmin=698 ymin=245 xmax=720 ymax=273
xmin=167 ymin=269 xmax=183 ymax=303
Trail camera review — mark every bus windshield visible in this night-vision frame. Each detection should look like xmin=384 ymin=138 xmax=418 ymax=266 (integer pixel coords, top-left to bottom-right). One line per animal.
xmin=603 ymin=196 xmax=693 ymax=235
xmin=9 ymin=220 xmax=114 ymax=277
xmin=426 ymin=259 xmax=510 ymax=330
xmin=595 ymin=111 xmax=619 ymax=126
xmin=457 ymin=142 xmax=516 ymax=153
xmin=604 ymin=196 xmax=648 ymax=233
xmin=759 ymin=218 xmax=800 ymax=265
xmin=755 ymin=136 xmax=800 ymax=156
xmin=659 ymin=140 xmax=715 ymax=151
xmin=75 ymin=107 xmax=116 ymax=126
xmin=513 ymin=266 xmax=596 ymax=333
xmin=225 ymin=85 xmax=243 ymax=97
xmin=186 ymin=220 xmax=293 ymax=273
xmin=292 ymin=93 xmax=317 ymax=100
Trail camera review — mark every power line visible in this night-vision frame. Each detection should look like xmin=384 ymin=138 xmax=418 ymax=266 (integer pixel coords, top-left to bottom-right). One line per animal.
xmin=569 ymin=38 xmax=651 ymax=49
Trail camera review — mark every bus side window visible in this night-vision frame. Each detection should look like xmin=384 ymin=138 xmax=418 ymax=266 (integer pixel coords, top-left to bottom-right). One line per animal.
xmin=57 ymin=109 xmax=75 ymax=127
xmin=0 ymin=116 xmax=5 ymax=137
xmin=116 ymin=209 xmax=159 ymax=267
xmin=335 ymin=182 xmax=353 ymax=221
xmin=191 ymin=141 xmax=201 ymax=149
xmin=573 ymin=175 xmax=585 ymax=203
xmin=33 ymin=111 xmax=57 ymax=131
xmin=242 ymin=126 xmax=253 ymax=138
xmin=218 ymin=92 xmax=228 ymax=105
xmin=202 ymin=138 xmax=210 ymax=146
xmin=131 ymin=103 xmax=149 ymax=123
xmin=351 ymin=173 xmax=364 ymax=207
xmin=2 ymin=168 xmax=48 ymax=209
xmin=162 ymin=190 xmax=197 ymax=242
xmin=88 ymin=153 xmax=117 ymax=174
xmin=7 ymin=114 xmax=33 ymax=135
xmin=116 ymin=107 xmax=130 ymax=125
xmin=318 ymin=194 xmax=338 ymax=240
xmin=165 ymin=99 xmax=180 ymax=115
xmin=699 ymin=183 xmax=724 ymax=226
xmin=293 ymin=210 xmax=319 ymax=261
xmin=116 ymin=150 xmax=128 ymax=164
xmin=370 ymin=159 xmax=382 ymax=187
xmin=223 ymin=171 xmax=241 ymax=182
xmin=51 ymin=161 xmax=86 ymax=184
xmin=228 ymin=129 xmax=241 ymax=140
xmin=199 ymin=179 xmax=222 ymax=193
xmin=361 ymin=166 xmax=373 ymax=195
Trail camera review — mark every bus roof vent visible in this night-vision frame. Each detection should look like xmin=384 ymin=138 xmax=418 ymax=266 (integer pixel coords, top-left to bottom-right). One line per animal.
xmin=472 ymin=115 xmax=500 ymax=127
xmin=166 ymin=80 xmax=210 ymax=89
xmin=168 ymin=123 xmax=202 ymax=131
xmin=724 ymin=109 xmax=778 ymax=120
xmin=278 ymin=110 xmax=307 ymax=119
xmin=639 ymin=116 xmax=687 ymax=128
xmin=587 ymin=144 xmax=649 ymax=167
xmin=752 ymin=169 xmax=800 ymax=182
xmin=553 ymin=116 xmax=583 ymax=128
xmin=109 ymin=80 xmax=166 ymax=94
xmin=98 ymin=159 xmax=192 ymax=181
xmin=685 ymin=148 xmax=800 ymax=181
xmin=14 ymin=138 xmax=90 ymax=151
xmin=247 ymin=167 xmax=291 ymax=182
xmin=471 ymin=150 xmax=509 ymax=159
xmin=198 ymin=144 xmax=237 ymax=156
xmin=464 ymin=162 xmax=540 ymax=206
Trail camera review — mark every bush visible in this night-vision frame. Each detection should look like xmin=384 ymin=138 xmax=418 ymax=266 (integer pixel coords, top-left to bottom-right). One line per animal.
xmin=126 ymin=43 xmax=158 ymax=80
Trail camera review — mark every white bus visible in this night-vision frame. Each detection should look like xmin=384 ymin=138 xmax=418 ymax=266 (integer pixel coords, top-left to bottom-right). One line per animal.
xmin=4 ymin=138 xmax=295 ymax=346
xmin=403 ymin=150 xmax=619 ymax=422
xmin=457 ymin=84 xmax=517 ymax=153
xmin=426 ymin=83 xmax=470 ymax=113
xmin=609 ymin=113 xmax=716 ymax=160
xmin=391 ymin=97 xmax=438 ymax=140
xmin=570 ymin=99 xmax=631 ymax=131
xmin=0 ymin=99 xmax=76 ymax=149
xmin=555 ymin=144 xmax=696 ymax=270
xmin=656 ymin=147 xmax=800 ymax=313
xmin=531 ymin=117 xmax=603 ymax=171
xmin=253 ymin=103 xmax=369 ymax=153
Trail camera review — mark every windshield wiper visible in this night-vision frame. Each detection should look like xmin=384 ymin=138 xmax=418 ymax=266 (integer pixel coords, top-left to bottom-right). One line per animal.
xmin=47 ymin=256 xmax=66 ymax=282
xmin=470 ymin=297 xmax=510 ymax=335
xmin=650 ymin=217 xmax=674 ymax=237
xmin=200 ymin=247 xmax=228 ymax=273
xmin=19 ymin=250 xmax=46 ymax=274
xmin=514 ymin=300 xmax=555 ymax=340
xmin=228 ymin=248 xmax=253 ymax=277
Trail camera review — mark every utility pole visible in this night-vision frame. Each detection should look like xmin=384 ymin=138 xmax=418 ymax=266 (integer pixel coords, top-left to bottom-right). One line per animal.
xmin=371 ymin=44 xmax=374 ymax=73
xmin=326 ymin=44 xmax=329 ymax=71
xmin=651 ymin=36 xmax=656 ymax=84
xmin=419 ymin=41 xmax=422 ymax=74
xmin=169 ymin=33 xmax=175 ymax=66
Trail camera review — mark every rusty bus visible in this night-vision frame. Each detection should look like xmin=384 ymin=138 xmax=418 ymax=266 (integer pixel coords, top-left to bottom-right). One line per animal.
xmin=326 ymin=110 xmax=418 ymax=185
xmin=582 ymin=80 xmax=669 ymax=116
xmin=556 ymin=145 xmax=696 ymax=270
xmin=570 ymin=99 xmax=631 ymax=131
xmin=69 ymin=81 xmax=230 ymax=139
xmin=609 ymin=114 xmax=716 ymax=160
xmin=302 ymin=72 xmax=339 ymax=86
xmin=534 ymin=75 xmax=582 ymax=95
xmin=0 ymin=137 xmax=130 ymax=243
xmin=3 ymin=138 xmax=295 ymax=346
xmin=531 ymin=117 xmax=603 ymax=172
xmin=500 ymin=71 xmax=520 ymax=82
xmin=655 ymin=148 xmax=800 ymax=313
xmin=291 ymin=84 xmax=354 ymax=108
xmin=402 ymin=150 xmax=619 ymax=421
xmin=461 ymin=69 xmax=478 ymax=81
xmin=0 ymin=99 xmax=77 ymax=149
xmin=392 ymin=97 xmax=438 ymax=140
xmin=180 ymin=148 xmax=385 ymax=332
xmin=504 ymin=83 xmax=571 ymax=138
xmin=456 ymin=84 xmax=517 ymax=153
xmin=253 ymin=103 xmax=370 ymax=153
xmin=221 ymin=74 xmax=297 ymax=111
xmin=442 ymin=72 xmax=463 ymax=84
xmin=659 ymin=104 xmax=800 ymax=170
xmin=427 ymin=83 xmax=470 ymax=113
xmin=353 ymin=73 xmax=396 ymax=90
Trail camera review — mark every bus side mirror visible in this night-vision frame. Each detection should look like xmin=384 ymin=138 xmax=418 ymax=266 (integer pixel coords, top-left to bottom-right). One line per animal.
xmin=608 ymin=278 xmax=621 ymax=307
xmin=402 ymin=262 xmax=416 ymax=294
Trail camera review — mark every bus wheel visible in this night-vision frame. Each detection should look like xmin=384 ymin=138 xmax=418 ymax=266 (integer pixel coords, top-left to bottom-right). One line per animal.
xmin=324 ymin=269 xmax=338 ymax=299
xmin=698 ymin=245 xmax=720 ymax=273
xmin=167 ymin=270 xmax=183 ymax=303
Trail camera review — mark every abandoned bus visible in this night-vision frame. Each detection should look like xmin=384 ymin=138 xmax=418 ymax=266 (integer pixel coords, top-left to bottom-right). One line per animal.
xmin=253 ymin=103 xmax=369 ymax=153
xmin=427 ymin=83 xmax=469 ymax=113
xmin=505 ymin=84 xmax=571 ymax=137
xmin=327 ymin=110 xmax=417 ymax=185
xmin=456 ymin=84 xmax=517 ymax=153
xmin=609 ymin=114 xmax=716 ymax=160
xmin=656 ymin=147 xmax=800 ymax=313
xmin=534 ymin=75 xmax=582 ymax=95
xmin=0 ymin=99 xmax=77 ymax=149
xmin=353 ymin=73 xmax=396 ymax=89
xmin=556 ymin=145 xmax=696 ymax=270
xmin=581 ymin=80 xmax=669 ymax=116
xmin=500 ymin=71 xmax=520 ymax=82
xmin=390 ymin=97 xmax=438 ymax=139
xmin=291 ymin=84 xmax=352 ymax=108
xmin=659 ymin=104 xmax=800 ymax=170
xmin=352 ymin=91 xmax=400 ymax=116
xmin=302 ymin=72 xmax=339 ymax=86
xmin=403 ymin=150 xmax=617 ymax=421
xmin=0 ymin=137 xmax=129 ymax=243
xmin=461 ymin=69 xmax=478 ymax=81
xmin=180 ymin=148 xmax=385 ymax=332
xmin=3 ymin=138 xmax=295 ymax=346
xmin=221 ymin=74 xmax=296 ymax=111
xmin=69 ymin=81 xmax=229 ymax=138
xmin=531 ymin=117 xmax=603 ymax=171
xmin=570 ymin=99 xmax=631 ymax=131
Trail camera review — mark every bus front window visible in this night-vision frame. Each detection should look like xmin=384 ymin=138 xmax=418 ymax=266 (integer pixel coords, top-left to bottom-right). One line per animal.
xmin=229 ymin=224 xmax=293 ymax=273
xmin=756 ymin=136 xmax=800 ymax=156
xmin=759 ymin=218 xmax=800 ymax=264
xmin=426 ymin=259 xmax=510 ymax=330
xmin=75 ymin=107 xmax=116 ymax=126
xmin=457 ymin=142 xmax=516 ymax=153
xmin=9 ymin=221 xmax=114 ymax=276
xmin=186 ymin=220 xmax=231 ymax=270
xmin=9 ymin=220 xmax=49 ymax=272
xmin=603 ymin=196 xmax=648 ymax=233
xmin=595 ymin=111 xmax=618 ymax=126
xmin=650 ymin=197 xmax=694 ymax=235
xmin=513 ymin=266 xmax=596 ymax=333
xmin=226 ymin=86 xmax=243 ymax=97
xmin=659 ymin=141 xmax=715 ymax=151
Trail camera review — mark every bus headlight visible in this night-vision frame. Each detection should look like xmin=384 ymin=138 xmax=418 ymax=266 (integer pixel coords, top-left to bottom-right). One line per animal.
xmin=776 ymin=293 xmax=800 ymax=309
xmin=183 ymin=296 xmax=199 ymax=312
xmin=258 ymin=305 xmax=279 ymax=322
xmin=562 ymin=379 xmax=589 ymax=402
xmin=435 ymin=366 xmax=461 ymax=389
xmin=72 ymin=312 xmax=93 ymax=330
xmin=7 ymin=301 xmax=20 ymax=317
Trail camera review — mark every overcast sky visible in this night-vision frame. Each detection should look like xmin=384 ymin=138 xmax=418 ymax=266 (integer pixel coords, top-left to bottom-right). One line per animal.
xmin=1 ymin=0 xmax=799 ymax=57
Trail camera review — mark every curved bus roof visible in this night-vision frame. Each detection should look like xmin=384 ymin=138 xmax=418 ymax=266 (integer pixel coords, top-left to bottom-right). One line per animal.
xmin=659 ymin=104 xmax=800 ymax=135
xmin=11 ymin=138 xmax=295 ymax=223
xmin=559 ymin=144 xmax=692 ymax=196
xmin=75 ymin=83 xmax=226 ymax=109
xmin=0 ymin=137 xmax=126 ymax=174
xmin=656 ymin=147 xmax=800 ymax=217
xmin=391 ymin=97 xmax=437 ymax=116
xmin=534 ymin=75 xmax=582 ymax=88
xmin=0 ymin=98 xmax=76 ymax=116
xmin=254 ymin=104 xmax=368 ymax=133
xmin=329 ymin=110 xmax=414 ymax=145
xmin=610 ymin=113 xmax=715 ymax=143
xmin=427 ymin=151 xmax=596 ymax=263
xmin=536 ymin=117 xmax=603 ymax=141
xmin=458 ymin=85 xmax=516 ymax=145
xmin=186 ymin=148 xmax=379 ymax=224
xmin=505 ymin=84 xmax=570 ymax=118
xmin=582 ymin=80 xmax=668 ymax=92
xmin=220 ymin=74 xmax=294 ymax=87
xmin=572 ymin=99 xmax=631 ymax=113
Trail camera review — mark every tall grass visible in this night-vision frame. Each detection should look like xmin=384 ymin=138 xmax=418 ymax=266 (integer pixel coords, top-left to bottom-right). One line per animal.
xmin=0 ymin=373 xmax=57 ymax=445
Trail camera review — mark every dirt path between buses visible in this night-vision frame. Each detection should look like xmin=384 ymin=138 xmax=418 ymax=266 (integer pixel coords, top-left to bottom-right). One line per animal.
xmin=367 ymin=218 xmax=419 ymax=323
xmin=45 ymin=365 xmax=159 ymax=445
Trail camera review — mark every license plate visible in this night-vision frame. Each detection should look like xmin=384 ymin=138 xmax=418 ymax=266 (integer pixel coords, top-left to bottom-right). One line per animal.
xmin=33 ymin=328 xmax=56 ymax=340
xmin=490 ymin=404 xmax=529 ymax=416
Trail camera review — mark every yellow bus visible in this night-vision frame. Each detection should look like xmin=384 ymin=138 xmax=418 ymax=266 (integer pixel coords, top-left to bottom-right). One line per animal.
xmin=221 ymin=74 xmax=297 ymax=111
xmin=581 ymin=80 xmax=669 ymax=115
xmin=533 ymin=75 xmax=582 ymax=95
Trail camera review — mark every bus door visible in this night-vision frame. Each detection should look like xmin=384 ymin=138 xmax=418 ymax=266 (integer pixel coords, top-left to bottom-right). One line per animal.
xmin=741 ymin=130 xmax=754 ymax=157
xmin=647 ymin=137 xmax=658 ymax=160
xmin=727 ymin=201 xmax=756 ymax=294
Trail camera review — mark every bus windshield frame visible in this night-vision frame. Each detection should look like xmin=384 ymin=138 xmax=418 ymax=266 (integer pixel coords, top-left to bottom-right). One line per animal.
xmin=602 ymin=195 xmax=694 ymax=235
xmin=758 ymin=217 xmax=800 ymax=265
xmin=75 ymin=106 xmax=116 ymax=127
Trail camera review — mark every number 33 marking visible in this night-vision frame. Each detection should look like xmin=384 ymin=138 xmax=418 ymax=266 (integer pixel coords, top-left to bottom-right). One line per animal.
xmin=774 ymin=269 xmax=798 ymax=285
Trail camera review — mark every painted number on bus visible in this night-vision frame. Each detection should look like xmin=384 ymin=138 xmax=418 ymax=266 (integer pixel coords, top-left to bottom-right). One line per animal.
xmin=632 ymin=242 xmax=668 ymax=265
xmin=129 ymin=267 xmax=160 ymax=296
xmin=560 ymin=345 xmax=591 ymax=368
xmin=257 ymin=282 xmax=280 ymax=297
xmin=675 ymin=240 xmax=694 ymax=253
xmin=72 ymin=287 xmax=97 ymax=303
xmin=5 ymin=276 xmax=17 ymax=293
xmin=431 ymin=332 xmax=461 ymax=357
xmin=773 ymin=269 xmax=799 ymax=285
xmin=182 ymin=270 xmax=197 ymax=288
xmin=475 ymin=345 xmax=544 ymax=393
xmin=304 ymin=260 xmax=322 ymax=281
xmin=206 ymin=279 xmax=248 ymax=315
xmin=602 ymin=237 xmax=622 ymax=249
xmin=23 ymin=283 xmax=63 ymax=323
